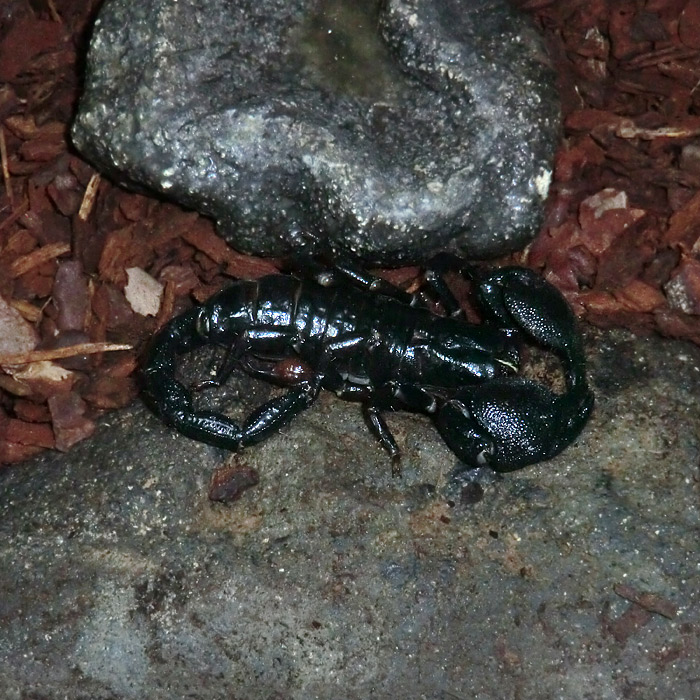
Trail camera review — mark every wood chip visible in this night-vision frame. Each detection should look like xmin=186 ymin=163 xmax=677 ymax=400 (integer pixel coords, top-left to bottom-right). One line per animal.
xmin=124 ymin=267 xmax=163 ymax=317
xmin=614 ymin=583 xmax=678 ymax=619
xmin=9 ymin=241 xmax=70 ymax=278
xmin=0 ymin=342 xmax=132 ymax=367
xmin=0 ymin=126 xmax=13 ymax=208
xmin=77 ymin=172 xmax=100 ymax=221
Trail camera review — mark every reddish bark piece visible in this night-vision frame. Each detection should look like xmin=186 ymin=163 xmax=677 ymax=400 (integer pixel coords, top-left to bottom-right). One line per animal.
xmin=9 ymin=242 xmax=70 ymax=279
xmin=209 ymin=464 xmax=260 ymax=503
xmin=654 ymin=308 xmax=700 ymax=344
xmin=95 ymin=355 xmax=138 ymax=381
xmin=6 ymin=418 xmax=55 ymax=449
xmin=0 ymin=18 xmax=66 ymax=82
xmin=595 ymin=219 xmax=657 ymax=291
xmin=3 ymin=361 xmax=76 ymax=399
xmin=679 ymin=0 xmax=700 ymax=49
xmin=83 ymin=375 xmax=138 ymax=410
xmin=124 ymin=267 xmax=163 ymax=317
xmin=579 ymin=291 xmax=623 ymax=314
xmin=664 ymin=189 xmax=700 ymax=250
xmin=158 ymin=265 xmax=201 ymax=296
xmin=564 ymin=109 xmax=625 ymax=132
xmin=98 ymin=225 xmax=137 ymax=285
xmin=53 ymin=260 xmax=90 ymax=331
xmin=118 ymin=192 xmax=152 ymax=222
xmin=614 ymin=279 xmax=666 ymax=313
xmin=0 ymin=229 xmax=37 ymax=259
xmin=664 ymin=256 xmax=700 ymax=314
xmin=554 ymin=136 xmax=606 ymax=182
xmin=92 ymin=283 xmax=138 ymax=330
xmin=47 ymin=173 xmax=83 ymax=217
xmin=13 ymin=399 xmax=51 ymax=423
xmin=578 ymin=189 xmax=647 ymax=256
xmin=48 ymin=391 xmax=95 ymax=452
xmin=0 ymin=440 xmax=46 ymax=465
xmin=223 ymin=251 xmax=279 ymax=279
xmin=614 ymin=583 xmax=678 ymax=619
xmin=19 ymin=137 xmax=65 ymax=163
xmin=0 ymin=293 xmax=38 ymax=356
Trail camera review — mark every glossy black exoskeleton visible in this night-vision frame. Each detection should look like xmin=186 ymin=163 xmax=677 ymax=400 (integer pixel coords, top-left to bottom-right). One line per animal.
xmin=140 ymin=255 xmax=593 ymax=473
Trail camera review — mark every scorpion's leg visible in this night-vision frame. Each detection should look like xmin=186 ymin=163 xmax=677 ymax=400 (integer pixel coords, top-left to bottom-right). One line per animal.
xmin=235 ymin=334 xmax=368 ymax=447
xmin=363 ymin=405 xmax=401 ymax=473
xmin=285 ymin=226 xmax=416 ymax=303
xmin=237 ymin=376 xmax=324 ymax=447
xmin=358 ymin=382 xmax=441 ymax=473
xmin=315 ymin=377 xmax=403 ymax=463
xmin=301 ymin=258 xmax=416 ymax=305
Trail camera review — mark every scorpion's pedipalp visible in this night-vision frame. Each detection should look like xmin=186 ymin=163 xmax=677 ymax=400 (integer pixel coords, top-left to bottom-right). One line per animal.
xmin=425 ymin=259 xmax=594 ymax=472
xmin=436 ymin=377 xmax=594 ymax=472
xmin=473 ymin=266 xmax=589 ymax=389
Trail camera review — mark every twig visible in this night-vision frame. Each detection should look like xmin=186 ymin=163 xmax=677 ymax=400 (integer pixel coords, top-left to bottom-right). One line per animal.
xmin=614 ymin=583 xmax=677 ymax=619
xmin=0 ymin=342 xmax=133 ymax=366
xmin=616 ymin=121 xmax=700 ymax=140
xmin=47 ymin=0 xmax=62 ymax=22
xmin=0 ymin=126 xmax=14 ymax=209
xmin=78 ymin=173 xmax=100 ymax=221
xmin=0 ymin=197 xmax=28 ymax=234
xmin=9 ymin=242 xmax=71 ymax=278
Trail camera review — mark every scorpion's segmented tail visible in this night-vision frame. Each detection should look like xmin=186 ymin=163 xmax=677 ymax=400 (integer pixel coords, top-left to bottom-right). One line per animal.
xmin=140 ymin=308 xmax=245 ymax=450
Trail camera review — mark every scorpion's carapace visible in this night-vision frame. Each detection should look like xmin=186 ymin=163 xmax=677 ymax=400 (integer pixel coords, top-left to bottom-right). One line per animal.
xmin=140 ymin=256 xmax=593 ymax=474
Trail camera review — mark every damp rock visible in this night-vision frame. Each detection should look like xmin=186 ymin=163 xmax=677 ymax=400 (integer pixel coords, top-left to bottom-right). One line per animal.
xmin=72 ymin=0 xmax=560 ymax=264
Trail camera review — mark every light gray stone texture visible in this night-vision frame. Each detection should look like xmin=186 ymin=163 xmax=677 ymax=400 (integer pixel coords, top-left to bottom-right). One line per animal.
xmin=72 ymin=0 xmax=560 ymax=263
xmin=1 ymin=328 xmax=698 ymax=698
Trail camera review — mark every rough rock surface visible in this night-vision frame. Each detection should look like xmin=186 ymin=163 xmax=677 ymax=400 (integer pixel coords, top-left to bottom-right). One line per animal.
xmin=72 ymin=0 xmax=560 ymax=264
xmin=0 ymin=328 xmax=698 ymax=698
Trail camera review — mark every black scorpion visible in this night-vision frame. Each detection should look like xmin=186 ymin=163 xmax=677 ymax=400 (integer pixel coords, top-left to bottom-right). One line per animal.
xmin=140 ymin=255 xmax=593 ymax=473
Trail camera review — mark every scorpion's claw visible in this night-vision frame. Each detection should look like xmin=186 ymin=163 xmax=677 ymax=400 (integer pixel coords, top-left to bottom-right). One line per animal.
xmin=475 ymin=267 xmax=586 ymax=387
xmin=434 ymin=265 xmax=594 ymax=472
xmin=435 ymin=378 xmax=594 ymax=472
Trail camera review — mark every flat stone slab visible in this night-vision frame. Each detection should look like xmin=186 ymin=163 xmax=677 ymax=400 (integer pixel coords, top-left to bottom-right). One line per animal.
xmin=72 ymin=0 xmax=560 ymax=263
xmin=0 ymin=328 xmax=698 ymax=698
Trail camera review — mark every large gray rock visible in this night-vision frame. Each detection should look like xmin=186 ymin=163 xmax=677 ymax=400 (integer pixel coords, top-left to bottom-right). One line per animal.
xmin=72 ymin=0 xmax=560 ymax=264
xmin=0 ymin=329 xmax=698 ymax=698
